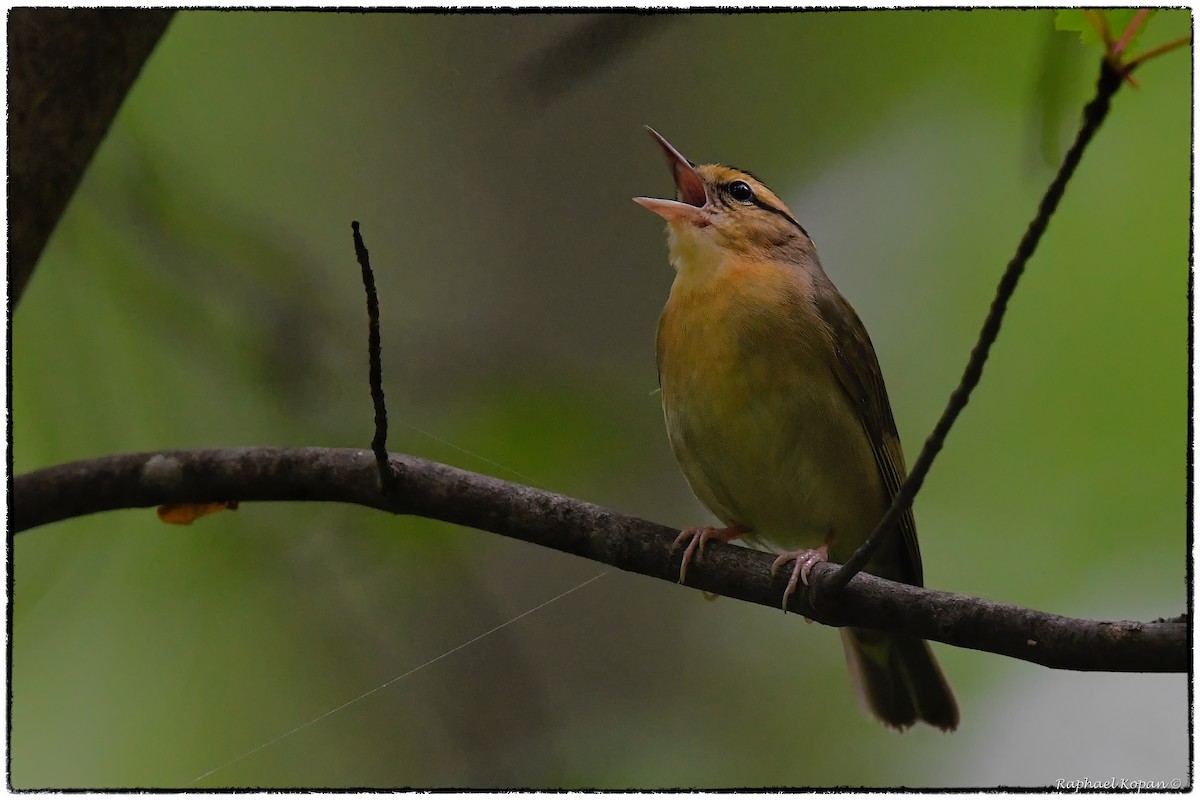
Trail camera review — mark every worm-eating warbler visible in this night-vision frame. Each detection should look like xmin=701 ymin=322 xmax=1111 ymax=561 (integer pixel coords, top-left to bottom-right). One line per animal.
xmin=634 ymin=127 xmax=958 ymax=731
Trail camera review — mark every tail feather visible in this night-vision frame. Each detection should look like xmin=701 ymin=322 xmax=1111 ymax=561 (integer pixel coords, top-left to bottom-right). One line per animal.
xmin=841 ymin=628 xmax=959 ymax=732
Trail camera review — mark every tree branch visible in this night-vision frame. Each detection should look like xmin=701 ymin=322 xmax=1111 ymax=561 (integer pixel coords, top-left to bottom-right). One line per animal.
xmin=8 ymin=9 xmax=175 ymax=306
xmin=351 ymin=220 xmax=394 ymax=491
xmin=13 ymin=447 xmax=1185 ymax=674
xmin=831 ymin=58 xmax=1124 ymax=592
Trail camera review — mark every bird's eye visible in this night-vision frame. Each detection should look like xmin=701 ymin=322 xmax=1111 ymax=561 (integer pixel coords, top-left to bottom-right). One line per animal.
xmin=728 ymin=180 xmax=754 ymax=202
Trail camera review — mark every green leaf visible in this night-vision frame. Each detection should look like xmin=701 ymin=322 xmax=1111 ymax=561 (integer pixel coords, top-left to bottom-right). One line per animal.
xmin=1055 ymin=9 xmax=1157 ymax=52
xmin=1054 ymin=10 xmax=1093 ymax=44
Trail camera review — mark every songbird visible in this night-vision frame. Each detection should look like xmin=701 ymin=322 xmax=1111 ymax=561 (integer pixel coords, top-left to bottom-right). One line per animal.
xmin=634 ymin=127 xmax=958 ymax=731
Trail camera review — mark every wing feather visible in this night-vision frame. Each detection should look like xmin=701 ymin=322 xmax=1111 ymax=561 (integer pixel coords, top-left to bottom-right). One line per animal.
xmin=814 ymin=288 xmax=924 ymax=587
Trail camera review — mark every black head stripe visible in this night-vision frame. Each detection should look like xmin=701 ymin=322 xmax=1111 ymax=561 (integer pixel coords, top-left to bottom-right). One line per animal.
xmin=724 ymin=165 xmax=764 ymax=184
xmin=749 ymin=196 xmax=809 ymax=238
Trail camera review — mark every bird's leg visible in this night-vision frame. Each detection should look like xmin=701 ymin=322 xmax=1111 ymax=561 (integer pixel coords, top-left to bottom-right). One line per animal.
xmin=770 ymin=529 xmax=835 ymax=611
xmin=671 ymin=524 xmax=750 ymax=585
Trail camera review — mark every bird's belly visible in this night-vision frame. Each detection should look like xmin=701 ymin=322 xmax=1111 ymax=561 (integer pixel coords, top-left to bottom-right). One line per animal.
xmin=661 ymin=328 xmax=884 ymax=557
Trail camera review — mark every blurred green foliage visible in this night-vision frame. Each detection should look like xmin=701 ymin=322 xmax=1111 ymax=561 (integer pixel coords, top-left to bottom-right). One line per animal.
xmin=12 ymin=9 xmax=1190 ymax=789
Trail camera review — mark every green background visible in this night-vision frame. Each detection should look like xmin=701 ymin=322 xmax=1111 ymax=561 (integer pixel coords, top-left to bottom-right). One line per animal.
xmin=12 ymin=9 xmax=1190 ymax=789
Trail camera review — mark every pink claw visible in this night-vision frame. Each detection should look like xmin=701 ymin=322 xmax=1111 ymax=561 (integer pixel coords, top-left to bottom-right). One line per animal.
xmin=770 ymin=544 xmax=829 ymax=612
xmin=672 ymin=525 xmax=749 ymax=585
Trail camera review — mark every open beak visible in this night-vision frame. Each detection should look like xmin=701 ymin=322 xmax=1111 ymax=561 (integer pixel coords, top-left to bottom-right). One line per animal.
xmin=633 ymin=126 xmax=709 ymax=226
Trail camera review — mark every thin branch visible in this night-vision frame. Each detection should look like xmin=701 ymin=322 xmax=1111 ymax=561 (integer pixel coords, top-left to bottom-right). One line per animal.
xmin=351 ymin=221 xmax=393 ymax=492
xmin=1083 ymin=10 xmax=1115 ymax=51
xmin=1111 ymin=9 xmax=1149 ymax=57
xmin=12 ymin=447 xmax=1186 ymax=674
xmin=828 ymin=58 xmax=1125 ymax=593
xmin=1124 ymin=33 xmax=1193 ymax=72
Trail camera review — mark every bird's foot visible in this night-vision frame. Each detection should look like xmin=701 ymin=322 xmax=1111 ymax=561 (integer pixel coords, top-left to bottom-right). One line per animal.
xmin=770 ymin=544 xmax=829 ymax=612
xmin=671 ymin=524 xmax=749 ymax=585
